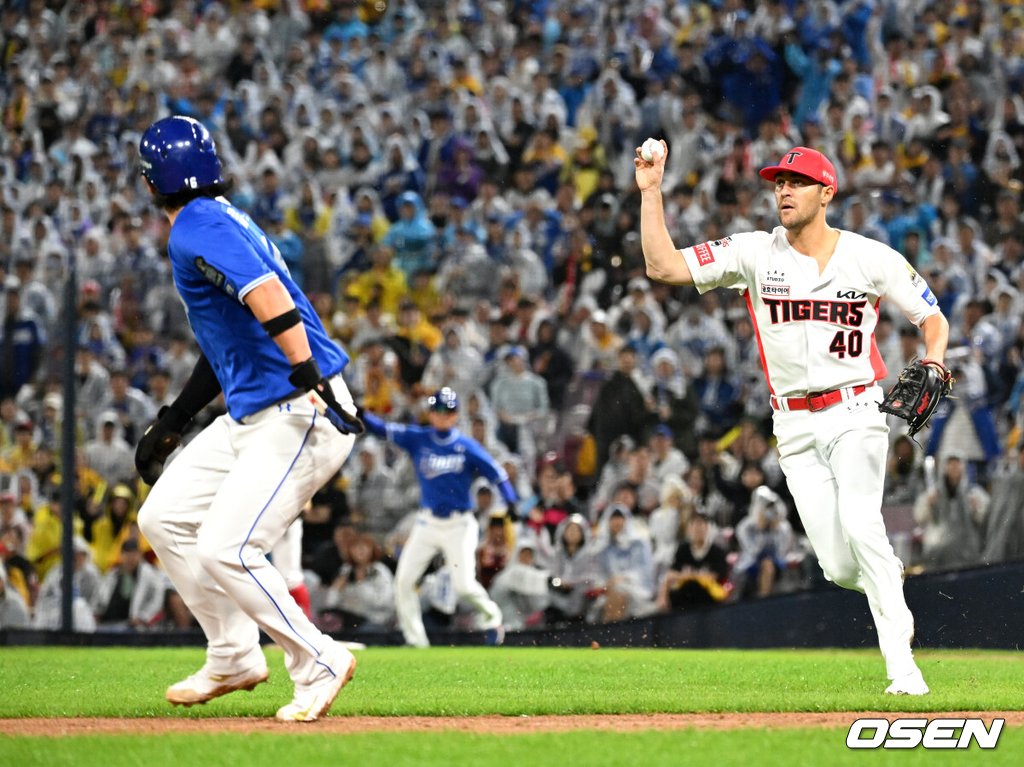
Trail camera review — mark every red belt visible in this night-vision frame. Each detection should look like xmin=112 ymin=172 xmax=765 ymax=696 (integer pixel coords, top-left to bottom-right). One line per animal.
xmin=771 ymin=385 xmax=867 ymax=412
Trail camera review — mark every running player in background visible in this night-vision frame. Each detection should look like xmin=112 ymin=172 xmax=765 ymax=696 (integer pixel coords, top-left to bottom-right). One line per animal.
xmin=636 ymin=141 xmax=948 ymax=696
xmin=134 ymin=116 xmax=363 ymax=722
xmin=360 ymin=388 xmax=518 ymax=647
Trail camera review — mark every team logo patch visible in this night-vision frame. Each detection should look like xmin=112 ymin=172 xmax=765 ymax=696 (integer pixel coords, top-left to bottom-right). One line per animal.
xmin=710 ymin=237 xmax=733 ymax=248
xmin=907 ymin=264 xmax=921 ymax=286
xmin=194 ymin=256 xmax=227 ymax=289
xmin=921 ymin=286 xmax=937 ymax=306
xmin=761 ymin=283 xmax=790 ymax=296
xmin=694 ymin=242 xmax=715 ymax=266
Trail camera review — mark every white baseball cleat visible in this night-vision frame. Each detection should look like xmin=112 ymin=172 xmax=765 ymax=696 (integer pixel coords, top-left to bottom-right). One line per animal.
xmin=275 ymin=645 xmax=357 ymax=723
xmin=885 ymin=668 xmax=930 ymax=696
xmin=166 ymin=664 xmax=269 ymax=707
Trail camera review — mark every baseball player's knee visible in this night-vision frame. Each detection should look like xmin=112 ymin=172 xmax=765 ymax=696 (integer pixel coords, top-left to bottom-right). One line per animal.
xmin=821 ymin=560 xmax=861 ymax=590
xmin=449 ymin=573 xmax=480 ymax=597
xmin=195 ymin=530 xmax=239 ymax=574
xmin=136 ymin=502 xmax=165 ymax=546
xmin=394 ymin=565 xmax=420 ymax=593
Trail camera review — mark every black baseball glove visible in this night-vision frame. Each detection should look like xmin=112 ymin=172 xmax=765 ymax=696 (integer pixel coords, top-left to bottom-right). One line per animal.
xmin=878 ymin=359 xmax=954 ymax=436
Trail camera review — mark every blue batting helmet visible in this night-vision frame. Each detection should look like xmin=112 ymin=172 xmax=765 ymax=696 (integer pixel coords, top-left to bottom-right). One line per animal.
xmin=139 ymin=116 xmax=224 ymax=195
xmin=427 ymin=387 xmax=459 ymax=413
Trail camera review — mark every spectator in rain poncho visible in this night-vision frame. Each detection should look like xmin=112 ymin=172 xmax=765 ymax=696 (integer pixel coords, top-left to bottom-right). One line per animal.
xmin=529 ymin=318 xmax=575 ymax=411
xmin=374 ymin=136 xmax=425 ymax=222
xmin=905 ymin=86 xmax=950 ymax=145
xmin=94 ymin=538 xmax=171 ymax=628
xmin=647 ymin=474 xmax=696 ymax=567
xmin=384 ymin=191 xmax=436 ymax=280
xmin=589 ymin=504 xmax=656 ymax=623
xmin=982 ymin=447 xmax=1024 ymax=564
xmin=982 ymin=130 xmax=1022 ymax=193
xmin=489 ymin=539 xmax=551 ymax=631
xmin=84 ymin=411 xmax=135 ymax=486
xmin=914 ymin=455 xmax=989 ymax=571
xmin=472 ymin=126 xmax=511 ymax=185
xmin=283 ymin=178 xmax=333 ymax=291
xmin=436 ymin=236 xmax=494 ymax=304
xmin=421 ymin=326 xmax=486 ymax=401
xmin=321 ymin=534 xmax=396 ymax=631
xmin=545 ymin=514 xmax=597 ymax=623
xmin=0 ymin=560 xmax=29 ymax=630
xmin=733 ymin=486 xmax=794 ymax=598
xmin=577 ymin=70 xmax=641 ymax=189
xmin=648 ymin=423 xmax=690 ymax=485
xmin=623 ymin=308 xmax=666 ymax=375
xmin=32 ymin=535 xmax=100 ymax=633
xmin=96 ymin=369 xmax=156 ymax=447
xmin=501 ymin=224 xmax=549 ymax=299
xmin=657 ymin=507 xmax=731 ymax=610
xmin=458 ymin=388 xmax=500 ymax=452
xmin=490 ymin=345 xmax=550 ymax=459
xmin=436 ymin=138 xmax=485 ymax=202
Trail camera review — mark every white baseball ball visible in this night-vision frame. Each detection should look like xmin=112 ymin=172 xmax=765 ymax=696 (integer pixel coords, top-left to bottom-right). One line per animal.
xmin=641 ymin=138 xmax=665 ymax=163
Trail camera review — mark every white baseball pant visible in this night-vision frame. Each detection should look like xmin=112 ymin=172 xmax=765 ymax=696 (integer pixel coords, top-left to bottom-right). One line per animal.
xmin=395 ymin=510 xmax=502 ymax=647
xmin=272 ymin=518 xmax=304 ymax=591
xmin=139 ymin=375 xmax=355 ymax=688
xmin=772 ymin=385 xmax=918 ymax=680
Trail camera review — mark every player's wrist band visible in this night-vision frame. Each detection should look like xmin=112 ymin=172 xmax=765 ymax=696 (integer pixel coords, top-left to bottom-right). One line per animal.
xmin=261 ymin=307 xmax=302 ymax=337
xmin=288 ymin=357 xmax=323 ymax=391
xmin=920 ymin=359 xmax=950 ymax=377
xmin=158 ymin=403 xmax=192 ymax=433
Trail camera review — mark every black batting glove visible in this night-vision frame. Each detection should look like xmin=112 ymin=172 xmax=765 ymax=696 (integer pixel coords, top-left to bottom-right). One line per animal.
xmin=289 ymin=358 xmax=364 ymax=436
xmin=135 ymin=404 xmax=191 ymax=485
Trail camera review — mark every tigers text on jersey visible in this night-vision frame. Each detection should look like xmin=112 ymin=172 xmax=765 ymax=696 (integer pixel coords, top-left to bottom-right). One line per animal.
xmin=680 ymin=228 xmax=940 ymax=397
xmin=168 ymin=197 xmax=348 ymax=419
xmin=381 ymin=424 xmax=509 ymax=518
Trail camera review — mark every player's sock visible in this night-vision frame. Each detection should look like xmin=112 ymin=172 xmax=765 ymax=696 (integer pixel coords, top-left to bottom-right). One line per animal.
xmin=289 ymin=584 xmax=312 ymax=621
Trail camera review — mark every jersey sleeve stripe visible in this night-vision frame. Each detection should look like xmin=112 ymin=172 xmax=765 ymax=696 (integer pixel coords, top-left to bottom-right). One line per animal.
xmin=384 ymin=422 xmax=401 ymax=443
xmin=744 ymin=291 xmax=776 ymax=396
xmin=237 ymin=272 xmax=277 ymax=304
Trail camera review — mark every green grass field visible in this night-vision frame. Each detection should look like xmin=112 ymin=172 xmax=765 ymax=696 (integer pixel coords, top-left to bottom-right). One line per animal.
xmin=1 ymin=646 xmax=1021 ymax=766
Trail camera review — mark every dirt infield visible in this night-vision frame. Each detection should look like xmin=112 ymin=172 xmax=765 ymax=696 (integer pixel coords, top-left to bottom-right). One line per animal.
xmin=2 ymin=712 xmax=1021 ymax=737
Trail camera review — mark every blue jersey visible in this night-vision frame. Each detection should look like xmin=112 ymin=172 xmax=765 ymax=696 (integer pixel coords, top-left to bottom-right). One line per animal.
xmin=365 ymin=418 xmax=510 ymax=518
xmin=168 ymin=197 xmax=348 ymax=419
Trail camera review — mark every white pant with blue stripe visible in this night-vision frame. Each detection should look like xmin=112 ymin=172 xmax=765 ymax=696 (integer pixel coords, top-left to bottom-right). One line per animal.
xmin=139 ymin=375 xmax=355 ymax=689
xmin=395 ymin=510 xmax=503 ymax=647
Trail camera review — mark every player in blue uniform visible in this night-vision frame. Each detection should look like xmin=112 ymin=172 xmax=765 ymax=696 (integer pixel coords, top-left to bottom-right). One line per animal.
xmin=361 ymin=388 xmax=518 ymax=646
xmin=133 ymin=116 xmax=362 ymax=722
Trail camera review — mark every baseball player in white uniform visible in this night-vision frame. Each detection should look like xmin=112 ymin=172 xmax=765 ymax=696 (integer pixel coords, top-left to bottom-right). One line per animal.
xmin=637 ymin=142 xmax=949 ymax=695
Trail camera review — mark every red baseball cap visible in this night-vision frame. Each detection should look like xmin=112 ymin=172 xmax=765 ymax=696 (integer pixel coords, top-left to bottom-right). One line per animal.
xmin=759 ymin=147 xmax=838 ymax=193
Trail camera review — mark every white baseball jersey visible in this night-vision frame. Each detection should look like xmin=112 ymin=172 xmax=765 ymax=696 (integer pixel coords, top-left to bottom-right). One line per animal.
xmin=679 ymin=227 xmax=941 ymax=397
